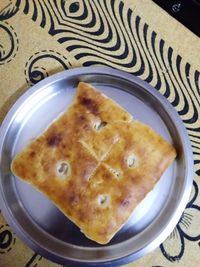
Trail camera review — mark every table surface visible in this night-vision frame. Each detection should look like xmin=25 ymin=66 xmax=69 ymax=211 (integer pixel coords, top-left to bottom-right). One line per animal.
xmin=0 ymin=1 xmax=200 ymax=267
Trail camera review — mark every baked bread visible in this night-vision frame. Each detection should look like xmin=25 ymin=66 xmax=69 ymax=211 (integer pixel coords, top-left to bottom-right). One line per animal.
xmin=11 ymin=82 xmax=176 ymax=244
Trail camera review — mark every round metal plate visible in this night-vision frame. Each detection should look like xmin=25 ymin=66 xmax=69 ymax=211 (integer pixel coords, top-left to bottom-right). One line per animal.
xmin=0 ymin=67 xmax=193 ymax=266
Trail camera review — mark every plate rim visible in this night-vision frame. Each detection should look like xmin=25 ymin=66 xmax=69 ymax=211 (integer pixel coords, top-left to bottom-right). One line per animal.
xmin=0 ymin=66 xmax=194 ymax=266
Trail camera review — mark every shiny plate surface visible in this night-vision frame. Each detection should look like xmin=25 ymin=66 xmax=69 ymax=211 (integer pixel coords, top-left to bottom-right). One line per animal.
xmin=0 ymin=67 xmax=193 ymax=266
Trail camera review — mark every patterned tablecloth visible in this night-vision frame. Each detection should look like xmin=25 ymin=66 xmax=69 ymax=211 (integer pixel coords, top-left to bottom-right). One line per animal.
xmin=0 ymin=1 xmax=200 ymax=266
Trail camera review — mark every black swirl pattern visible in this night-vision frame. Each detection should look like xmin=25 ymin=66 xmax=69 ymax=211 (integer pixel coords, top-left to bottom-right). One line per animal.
xmin=24 ymin=50 xmax=71 ymax=85
xmin=0 ymin=224 xmax=16 ymax=254
xmin=0 ymin=21 xmax=19 ymax=65
xmin=160 ymin=181 xmax=200 ymax=262
xmin=25 ymin=252 xmax=42 ymax=267
xmin=0 ymin=0 xmax=21 ymax=21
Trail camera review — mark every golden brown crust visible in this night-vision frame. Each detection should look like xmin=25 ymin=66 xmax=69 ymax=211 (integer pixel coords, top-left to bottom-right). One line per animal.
xmin=11 ymin=82 xmax=176 ymax=244
xmin=77 ymin=82 xmax=132 ymax=123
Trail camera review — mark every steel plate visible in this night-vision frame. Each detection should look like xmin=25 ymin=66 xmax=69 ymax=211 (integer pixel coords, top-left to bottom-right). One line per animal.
xmin=0 ymin=67 xmax=193 ymax=266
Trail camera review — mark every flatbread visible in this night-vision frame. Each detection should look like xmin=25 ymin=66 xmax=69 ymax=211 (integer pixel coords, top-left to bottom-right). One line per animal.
xmin=11 ymin=82 xmax=176 ymax=244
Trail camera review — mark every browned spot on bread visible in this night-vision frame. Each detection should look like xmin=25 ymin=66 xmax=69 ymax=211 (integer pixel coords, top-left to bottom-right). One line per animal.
xmin=121 ymin=199 xmax=130 ymax=207
xmin=98 ymin=228 xmax=108 ymax=236
xmin=104 ymin=172 xmax=112 ymax=180
xmin=79 ymin=96 xmax=99 ymax=115
xmin=47 ymin=134 xmax=62 ymax=146
xmin=67 ymin=192 xmax=79 ymax=206
xmin=29 ymin=151 xmax=36 ymax=158
xmin=83 ymin=124 xmax=90 ymax=131
xmin=79 ymin=115 xmax=86 ymax=121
